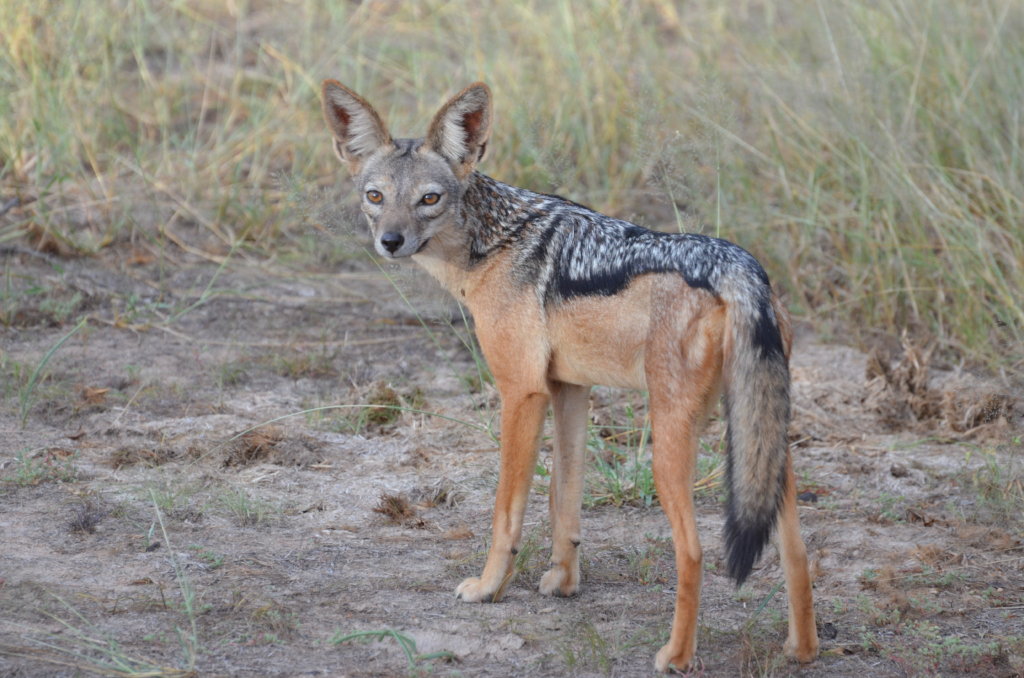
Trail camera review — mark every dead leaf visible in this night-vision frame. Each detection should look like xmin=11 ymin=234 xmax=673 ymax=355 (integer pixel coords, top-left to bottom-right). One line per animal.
xmin=80 ymin=386 xmax=110 ymax=406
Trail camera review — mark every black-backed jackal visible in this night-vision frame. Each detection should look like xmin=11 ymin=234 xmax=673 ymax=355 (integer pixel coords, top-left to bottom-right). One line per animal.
xmin=321 ymin=80 xmax=819 ymax=672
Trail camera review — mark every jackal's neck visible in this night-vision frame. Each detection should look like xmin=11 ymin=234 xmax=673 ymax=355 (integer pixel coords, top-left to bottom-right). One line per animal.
xmin=462 ymin=172 xmax=547 ymax=260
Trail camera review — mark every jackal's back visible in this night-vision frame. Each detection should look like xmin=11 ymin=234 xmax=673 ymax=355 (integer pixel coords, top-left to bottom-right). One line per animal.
xmin=461 ymin=174 xmax=775 ymax=312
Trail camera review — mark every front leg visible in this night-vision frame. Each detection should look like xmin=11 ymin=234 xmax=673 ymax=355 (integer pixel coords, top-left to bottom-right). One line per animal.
xmin=456 ymin=388 xmax=550 ymax=602
xmin=539 ymin=381 xmax=589 ymax=597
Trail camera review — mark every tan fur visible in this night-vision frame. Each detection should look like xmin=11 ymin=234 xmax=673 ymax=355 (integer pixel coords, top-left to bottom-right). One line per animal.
xmin=321 ymin=80 xmax=819 ymax=672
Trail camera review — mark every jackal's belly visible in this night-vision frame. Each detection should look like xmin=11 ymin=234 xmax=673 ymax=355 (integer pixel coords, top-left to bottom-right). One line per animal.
xmin=548 ymin=346 xmax=647 ymax=389
xmin=546 ymin=295 xmax=649 ymax=390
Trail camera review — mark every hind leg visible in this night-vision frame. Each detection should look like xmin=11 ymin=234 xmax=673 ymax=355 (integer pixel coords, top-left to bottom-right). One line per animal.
xmin=777 ymin=454 xmax=819 ymax=661
xmin=648 ymin=317 xmax=723 ymax=672
xmin=650 ymin=409 xmax=704 ymax=673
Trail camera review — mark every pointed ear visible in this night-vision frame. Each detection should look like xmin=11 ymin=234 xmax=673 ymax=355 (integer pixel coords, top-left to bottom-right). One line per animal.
xmin=425 ymin=82 xmax=492 ymax=177
xmin=321 ymin=79 xmax=392 ymax=174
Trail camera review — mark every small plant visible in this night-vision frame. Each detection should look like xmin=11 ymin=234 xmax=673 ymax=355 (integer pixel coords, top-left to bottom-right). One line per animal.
xmin=336 ymin=383 xmax=429 ymax=434
xmin=144 ymin=480 xmax=202 ymax=522
xmin=558 ymin=622 xmax=614 ymax=675
xmin=108 ymin=444 xmax=179 ymax=469
xmin=363 ymin=382 xmax=404 ymax=428
xmin=694 ymin=437 xmax=726 ymax=498
xmin=270 ymin=349 xmax=338 ymax=380
xmin=38 ymin=291 xmax=83 ymax=325
xmin=901 ymin=567 xmax=968 ymax=591
xmin=150 ymin=492 xmax=200 ymax=672
xmin=373 ymin=493 xmax=419 ymax=525
xmin=887 ymin=620 xmax=1009 ymax=676
xmin=875 ymin=492 xmax=906 ymax=524
xmin=737 ymin=624 xmax=788 ymax=678
xmin=3 ymin=448 xmax=78 ymax=486
xmin=511 ymin=528 xmax=544 ymax=579
xmin=415 ymin=479 xmax=464 ymax=509
xmin=585 ymin=418 xmax=657 ymax=508
xmin=188 ymin=545 xmax=224 ymax=570
xmin=859 ymin=568 xmax=880 ymax=587
xmin=216 ymin=360 xmax=248 ymax=388
xmin=626 ymin=537 xmax=671 ymax=585
xmin=856 ymin=593 xmax=903 ymax=627
xmin=0 ymin=354 xmax=23 ymax=399
xmin=18 ymin=316 xmax=87 ymax=426
xmin=962 ymin=447 xmax=1024 ymax=526
xmin=66 ymin=499 xmax=106 ymax=534
xmin=587 ymin=445 xmax=657 ymax=508
xmin=0 ymin=270 xmax=84 ymax=328
xmin=905 ymin=595 xmax=943 ymax=616
xmin=330 ymin=628 xmax=454 ymax=672
xmin=218 ymin=488 xmax=276 ymax=527
xmin=248 ymin=601 xmax=298 ymax=640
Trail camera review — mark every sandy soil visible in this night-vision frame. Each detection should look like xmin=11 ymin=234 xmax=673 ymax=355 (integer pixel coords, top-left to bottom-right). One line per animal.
xmin=1 ymin=248 xmax=1021 ymax=677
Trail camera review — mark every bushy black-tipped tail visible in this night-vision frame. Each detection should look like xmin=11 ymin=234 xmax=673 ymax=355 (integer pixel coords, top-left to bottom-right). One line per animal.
xmin=719 ymin=281 xmax=791 ymax=586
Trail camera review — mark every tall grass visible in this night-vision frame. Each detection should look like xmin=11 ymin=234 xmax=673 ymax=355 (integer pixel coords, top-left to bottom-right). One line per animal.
xmin=1 ymin=0 xmax=1020 ymax=372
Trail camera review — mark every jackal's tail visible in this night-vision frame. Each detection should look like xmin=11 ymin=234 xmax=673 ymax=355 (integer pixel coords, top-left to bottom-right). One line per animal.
xmin=718 ymin=274 xmax=791 ymax=586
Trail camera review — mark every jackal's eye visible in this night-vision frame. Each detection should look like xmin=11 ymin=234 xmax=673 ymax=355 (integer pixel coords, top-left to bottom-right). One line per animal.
xmin=420 ymin=192 xmax=441 ymax=206
xmin=366 ymin=190 xmax=383 ymax=204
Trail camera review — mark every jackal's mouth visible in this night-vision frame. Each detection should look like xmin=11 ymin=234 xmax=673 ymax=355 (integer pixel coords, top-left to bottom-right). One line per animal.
xmin=414 ymin=238 xmax=431 ymax=254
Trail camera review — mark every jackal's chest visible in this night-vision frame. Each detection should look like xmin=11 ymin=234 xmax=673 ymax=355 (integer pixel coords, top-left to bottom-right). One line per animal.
xmin=545 ymin=294 xmax=650 ymax=390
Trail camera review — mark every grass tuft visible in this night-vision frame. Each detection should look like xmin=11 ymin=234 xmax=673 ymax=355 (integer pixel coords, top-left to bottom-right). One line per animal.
xmin=17 ymin=315 xmax=87 ymax=426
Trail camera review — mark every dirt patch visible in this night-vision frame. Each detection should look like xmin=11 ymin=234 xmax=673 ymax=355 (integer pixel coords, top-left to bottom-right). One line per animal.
xmin=1 ymin=252 xmax=1022 ymax=677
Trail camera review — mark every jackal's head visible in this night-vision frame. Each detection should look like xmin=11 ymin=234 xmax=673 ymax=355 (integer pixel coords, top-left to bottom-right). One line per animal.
xmin=321 ymin=80 xmax=492 ymax=259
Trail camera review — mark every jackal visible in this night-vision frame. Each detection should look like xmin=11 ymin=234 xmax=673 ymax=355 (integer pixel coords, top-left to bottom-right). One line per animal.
xmin=321 ymin=80 xmax=818 ymax=672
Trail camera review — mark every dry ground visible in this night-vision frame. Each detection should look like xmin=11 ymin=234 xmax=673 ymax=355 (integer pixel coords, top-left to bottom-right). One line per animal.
xmin=1 ymin=247 xmax=1022 ymax=677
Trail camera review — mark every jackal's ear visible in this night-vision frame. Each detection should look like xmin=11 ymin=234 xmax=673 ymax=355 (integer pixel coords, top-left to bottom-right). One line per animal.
xmin=321 ymin=79 xmax=392 ymax=174
xmin=425 ymin=82 xmax=492 ymax=178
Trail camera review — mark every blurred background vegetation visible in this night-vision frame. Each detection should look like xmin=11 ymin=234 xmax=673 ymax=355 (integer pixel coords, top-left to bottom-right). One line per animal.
xmin=1 ymin=0 xmax=1021 ymax=375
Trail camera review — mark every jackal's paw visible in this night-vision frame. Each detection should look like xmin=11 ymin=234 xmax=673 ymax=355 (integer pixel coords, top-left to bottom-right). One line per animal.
xmin=455 ymin=577 xmax=496 ymax=603
xmin=784 ymin=634 xmax=819 ymax=663
xmin=538 ymin=564 xmax=579 ymax=597
xmin=654 ymin=644 xmax=695 ymax=674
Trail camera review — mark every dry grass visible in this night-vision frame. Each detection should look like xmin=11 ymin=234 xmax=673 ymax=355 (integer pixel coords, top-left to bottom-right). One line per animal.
xmin=1 ymin=0 xmax=1021 ymax=373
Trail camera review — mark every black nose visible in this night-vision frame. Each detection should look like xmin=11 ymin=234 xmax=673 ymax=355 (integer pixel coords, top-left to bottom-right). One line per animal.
xmin=380 ymin=232 xmax=404 ymax=254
